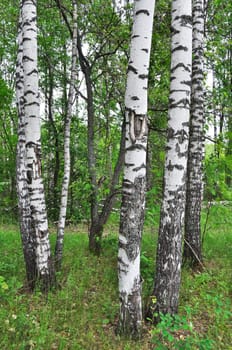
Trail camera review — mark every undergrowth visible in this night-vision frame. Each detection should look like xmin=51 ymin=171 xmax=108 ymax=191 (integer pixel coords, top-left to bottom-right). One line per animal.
xmin=0 ymin=204 xmax=231 ymax=349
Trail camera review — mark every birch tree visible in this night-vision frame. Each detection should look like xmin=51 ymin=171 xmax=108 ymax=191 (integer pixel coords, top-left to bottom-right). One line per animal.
xmin=118 ymin=0 xmax=155 ymax=338
xmin=183 ymin=0 xmax=204 ymax=267
xmin=55 ymin=0 xmax=78 ymax=270
xmin=20 ymin=0 xmax=55 ymax=291
xmin=16 ymin=1 xmax=37 ymax=291
xmin=148 ymin=0 xmax=192 ymax=319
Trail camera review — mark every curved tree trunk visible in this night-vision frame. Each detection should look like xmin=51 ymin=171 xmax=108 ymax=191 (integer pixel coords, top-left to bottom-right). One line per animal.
xmin=22 ymin=0 xmax=55 ymax=291
xmin=54 ymin=0 xmax=127 ymax=255
xmin=118 ymin=0 xmax=155 ymax=338
xmin=183 ymin=0 xmax=204 ymax=268
xmin=55 ymin=0 xmax=78 ymax=270
xmin=16 ymin=1 xmax=36 ymax=291
xmin=148 ymin=0 xmax=192 ymax=319
xmin=85 ymin=67 xmax=100 ymax=253
xmin=89 ymin=117 xmax=126 ymax=254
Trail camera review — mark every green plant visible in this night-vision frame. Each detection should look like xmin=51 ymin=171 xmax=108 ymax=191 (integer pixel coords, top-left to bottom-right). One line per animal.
xmin=0 ymin=276 xmax=8 ymax=293
xmin=150 ymin=313 xmax=214 ymax=350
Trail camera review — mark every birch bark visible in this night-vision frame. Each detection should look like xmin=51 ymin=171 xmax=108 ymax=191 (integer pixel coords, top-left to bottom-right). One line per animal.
xmin=149 ymin=0 xmax=192 ymax=318
xmin=16 ymin=1 xmax=36 ymax=291
xmin=118 ymin=0 xmax=155 ymax=338
xmin=22 ymin=0 xmax=55 ymax=290
xmin=184 ymin=0 xmax=204 ymax=267
xmin=55 ymin=0 xmax=78 ymax=270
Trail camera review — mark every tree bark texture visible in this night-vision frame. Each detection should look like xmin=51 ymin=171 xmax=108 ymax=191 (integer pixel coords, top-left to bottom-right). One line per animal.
xmin=150 ymin=0 xmax=192 ymax=318
xmin=22 ymin=0 xmax=55 ymax=291
xmin=16 ymin=1 xmax=37 ymax=291
xmin=55 ymin=0 xmax=78 ymax=270
xmin=118 ymin=0 xmax=155 ymax=338
xmin=183 ymin=0 xmax=204 ymax=267
xmin=47 ymin=64 xmax=60 ymax=220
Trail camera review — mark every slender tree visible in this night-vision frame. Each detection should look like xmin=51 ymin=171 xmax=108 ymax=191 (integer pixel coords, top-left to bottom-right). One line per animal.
xmin=148 ymin=0 xmax=192 ymax=319
xmin=16 ymin=1 xmax=37 ymax=291
xmin=55 ymin=0 xmax=78 ymax=270
xmin=54 ymin=0 xmax=127 ymax=255
xmin=118 ymin=0 xmax=155 ymax=338
xmin=183 ymin=0 xmax=205 ymax=267
xmin=21 ymin=0 xmax=55 ymax=291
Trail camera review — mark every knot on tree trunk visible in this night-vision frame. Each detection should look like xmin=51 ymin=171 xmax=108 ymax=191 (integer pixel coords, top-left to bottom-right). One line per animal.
xmin=129 ymin=110 xmax=147 ymax=143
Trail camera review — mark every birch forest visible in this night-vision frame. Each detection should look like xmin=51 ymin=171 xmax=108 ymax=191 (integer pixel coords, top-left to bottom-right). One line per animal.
xmin=0 ymin=0 xmax=231 ymax=348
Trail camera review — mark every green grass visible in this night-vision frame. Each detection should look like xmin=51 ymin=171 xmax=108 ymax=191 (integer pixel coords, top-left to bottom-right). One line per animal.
xmin=0 ymin=204 xmax=231 ymax=349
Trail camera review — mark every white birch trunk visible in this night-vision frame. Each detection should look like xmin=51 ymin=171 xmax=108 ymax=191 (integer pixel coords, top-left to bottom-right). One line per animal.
xmin=55 ymin=0 xmax=78 ymax=269
xmin=184 ymin=0 xmax=204 ymax=267
xmin=150 ymin=0 xmax=192 ymax=317
xmin=22 ymin=0 xmax=54 ymax=290
xmin=118 ymin=0 xmax=155 ymax=338
xmin=16 ymin=1 xmax=36 ymax=290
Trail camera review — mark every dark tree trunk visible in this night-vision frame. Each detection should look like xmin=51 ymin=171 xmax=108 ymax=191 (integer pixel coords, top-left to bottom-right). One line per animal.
xmin=48 ymin=65 xmax=60 ymax=219
xmin=55 ymin=0 xmax=126 ymax=254
xmin=183 ymin=0 xmax=204 ymax=268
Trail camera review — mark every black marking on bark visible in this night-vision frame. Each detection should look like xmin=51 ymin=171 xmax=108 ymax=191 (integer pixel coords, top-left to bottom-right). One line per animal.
xmin=132 ymin=35 xmax=140 ymax=39
xmin=169 ymin=98 xmax=190 ymax=108
xmin=120 ymin=176 xmax=146 ymax=261
xmin=125 ymin=163 xmax=135 ymax=167
xmin=171 ymin=63 xmax=191 ymax=73
xmin=27 ymin=69 xmax=38 ymax=76
xmin=172 ymin=45 xmax=189 ymax=54
xmin=182 ymin=122 xmax=189 ymax=128
xmin=175 ymin=15 xmax=192 ymax=26
xmin=138 ymin=74 xmax=148 ymax=80
xmin=24 ymin=102 xmax=40 ymax=107
xmin=141 ymin=48 xmax=148 ymax=53
xmin=118 ymin=256 xmax=129 ymax=268
xmin=123 ymin=181 xmax=134 ymax=189
xmin=128 ymin=65 xmax=138 ymax=75
xmin=23 ymin=55 xmax=34 ymax=62
xmin=192 ymin=68 xmax=203 ymax=76
xmin=27 ymin=170 xmax=32 ymax=184
xmin=167 ymin=161 xmax=184 ymax=171
xmin=136 ymin=9 xmax=150 ymax=16
xmin=171 ymin=26 xmax=180 ymax=35
xmin=22 ymin=37 xmax=31 ymax=42
xmin=175 ymin=164 xmax=184 ymax=170
xmin=133 ymin=163 xmax=146 ymax=172
xmin=167 ymin=161 xmax=174 ymax=171
xmin=167 ymin=127 xmax=175 ymax=139
xmin=24 ymin=90 xmax=36 ymax=96
xmin=131 ymin=96 xmax=139 ymax=101
xmin=30 ymin=16 xmax=37 ymax=23
xmin=26 ymin=141 xmax=37 ymax=149
xmin=126 ymin=144 xmax=147 ymax=152
xmin=39 ymin=230 xmax=48 ymax=238
xmin=181 ymin=80 xmax=192 ymax=87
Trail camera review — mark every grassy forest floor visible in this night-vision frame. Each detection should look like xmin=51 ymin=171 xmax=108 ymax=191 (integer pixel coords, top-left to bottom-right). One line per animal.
xmin=0 ymin=204 xmax=231 ymax=350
